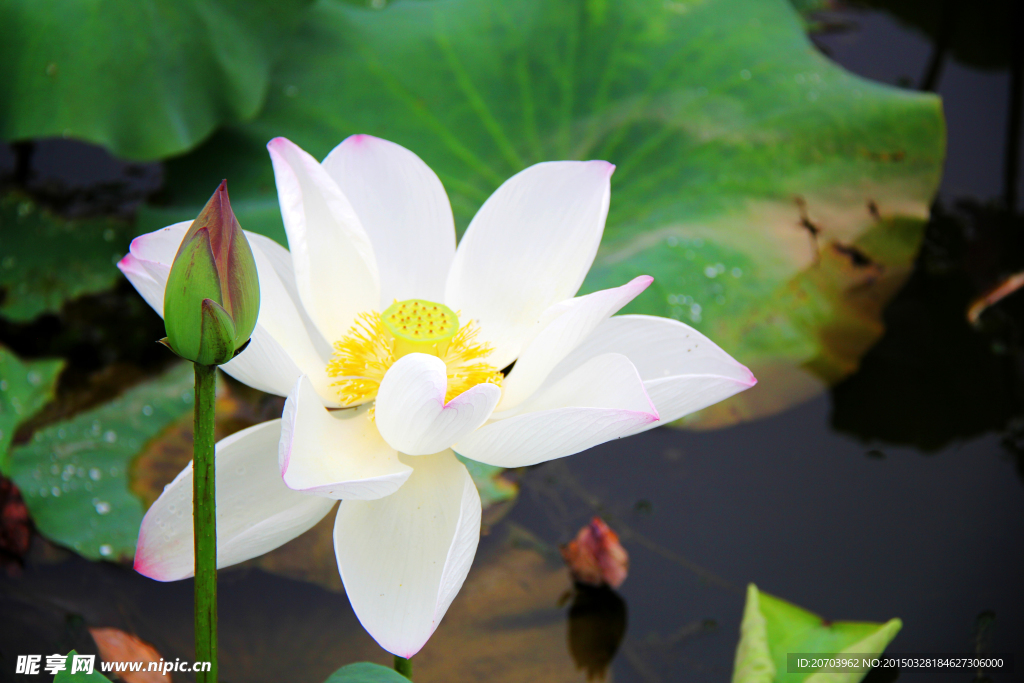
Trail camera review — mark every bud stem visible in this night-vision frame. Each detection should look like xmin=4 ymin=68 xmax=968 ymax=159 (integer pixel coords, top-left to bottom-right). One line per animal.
xmin=193 ymin=362 xmax=218 ymax=683
xmin=394 ymin=656 xmax=412 ymax=680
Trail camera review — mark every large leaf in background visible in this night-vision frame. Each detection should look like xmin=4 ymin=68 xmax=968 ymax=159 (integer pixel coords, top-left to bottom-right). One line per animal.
xmin=0 ymin=0 xmax=315 ymax=161
xmin=0 ymin=196 xmax=133 ymax=322
xmin=0 ymin=345 xmax=63 ymax=474
xmin=141 ymin=0 xmax=944 ymax=427
xmin=732 ymin=584 xmax=901 ymax=683
xmin=8 ymin=363 xmax=194 ymax=561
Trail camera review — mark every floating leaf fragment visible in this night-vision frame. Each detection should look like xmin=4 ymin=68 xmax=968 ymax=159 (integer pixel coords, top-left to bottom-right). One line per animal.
xmin=732 ymin=584 xmax=902 ymax=683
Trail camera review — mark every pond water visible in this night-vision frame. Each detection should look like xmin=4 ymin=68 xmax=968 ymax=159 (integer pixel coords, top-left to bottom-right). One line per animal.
xmin=1 ymin=4 xmax=1022 ymax=683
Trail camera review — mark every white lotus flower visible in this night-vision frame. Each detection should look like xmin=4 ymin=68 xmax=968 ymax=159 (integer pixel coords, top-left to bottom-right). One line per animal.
xmin=118 ymin=135 xmax=756 ymax=657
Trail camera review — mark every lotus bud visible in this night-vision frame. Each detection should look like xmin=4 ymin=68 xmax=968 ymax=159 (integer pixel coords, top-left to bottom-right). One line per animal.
xmin=162 ymin=180 xmax=259 ymax=366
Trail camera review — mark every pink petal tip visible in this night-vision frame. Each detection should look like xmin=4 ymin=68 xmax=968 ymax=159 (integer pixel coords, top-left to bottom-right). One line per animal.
xmin=132 ymin=535 xmax=152 ymax=577
xmin=116 ymin=253 xmax=138 ymax=274
xmin=266 ymin=136 xmax=294 ymax=152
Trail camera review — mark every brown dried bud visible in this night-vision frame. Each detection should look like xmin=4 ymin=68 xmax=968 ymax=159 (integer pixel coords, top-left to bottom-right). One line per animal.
xmin=561 ymin=517 xmax=629 ymax=589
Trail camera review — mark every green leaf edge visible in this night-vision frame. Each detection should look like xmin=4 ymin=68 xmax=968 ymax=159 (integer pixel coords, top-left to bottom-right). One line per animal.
xmin=0 ymin=344 xmax=64 ymax=475
xmin=52 ymin=650 xmax=113 ymax=682
xmin=455 ymin=452 xmax=517 ymax=508
xmin=323 ymin=661 xmax=410 ymax=683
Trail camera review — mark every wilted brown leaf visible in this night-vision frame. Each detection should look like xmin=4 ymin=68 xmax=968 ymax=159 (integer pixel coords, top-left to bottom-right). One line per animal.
xmin=0 ymin=476 xmax=32 ymax=574
xmin=88 ymin=627 xmax=170 ymax=683
xmin=967 ymin=270 xmax=1024 ymax=324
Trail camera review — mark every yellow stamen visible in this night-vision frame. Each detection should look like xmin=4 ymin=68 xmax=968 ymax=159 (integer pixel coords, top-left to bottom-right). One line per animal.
xmin=327 ymin=300 xmax=503 ymax=408
xmin=325 ymin=312 xmax=394 ymax=406
xmin=442 ymin=322 xmax=504 ymax=403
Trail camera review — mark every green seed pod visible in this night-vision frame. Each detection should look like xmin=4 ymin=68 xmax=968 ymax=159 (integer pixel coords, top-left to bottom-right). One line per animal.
xmin=162 ymin=180 xmax=260 ymax=366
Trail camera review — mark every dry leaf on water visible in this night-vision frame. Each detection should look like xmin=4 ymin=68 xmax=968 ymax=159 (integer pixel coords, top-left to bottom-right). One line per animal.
xmin=88 ymin=627 xmax=170 ymax=683
xmin=967 ymin=270 xmax=1024 ymax=324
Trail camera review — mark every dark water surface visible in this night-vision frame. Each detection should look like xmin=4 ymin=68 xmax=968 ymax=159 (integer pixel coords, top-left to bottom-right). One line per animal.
xmin=2 ymin=4 xmax=1022 ymax=683
xmin=520 ymin=398 xmax=1024 ymax=682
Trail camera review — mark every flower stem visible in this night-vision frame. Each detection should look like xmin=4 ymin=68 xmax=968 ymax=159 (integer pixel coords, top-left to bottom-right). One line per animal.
xmin=394 ymin=655 xmax=412 ymax=680
xmin=193 ymin=363 xmax=218 ymax=683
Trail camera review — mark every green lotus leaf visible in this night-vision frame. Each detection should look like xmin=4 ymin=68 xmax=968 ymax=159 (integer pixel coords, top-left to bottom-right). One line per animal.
xmin=140 ymin=0 xmax=944 ymax=427
xmin=0 ymin=195 xmax=133 ymax=322
xmin=732 ymin=584 xmax=902 ymax=683
xmin=8 ymin=363 xmax=194 ymax=561
xmin=0 ymin=0 xmax=315 ymax=160
xmin=456 ymin=452 xmax=517 ymax=509
xmin=0 ymin=344 xmax=64 ymax=474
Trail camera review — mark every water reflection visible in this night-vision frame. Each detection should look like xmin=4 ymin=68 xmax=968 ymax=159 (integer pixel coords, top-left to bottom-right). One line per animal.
xmin=831 ymin=201 xmax=1023 ymax=456
xmin=565 ymin=584 xmax=628 ymax=681
xmin=861 ymin=663 xmax=901 ymax=683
